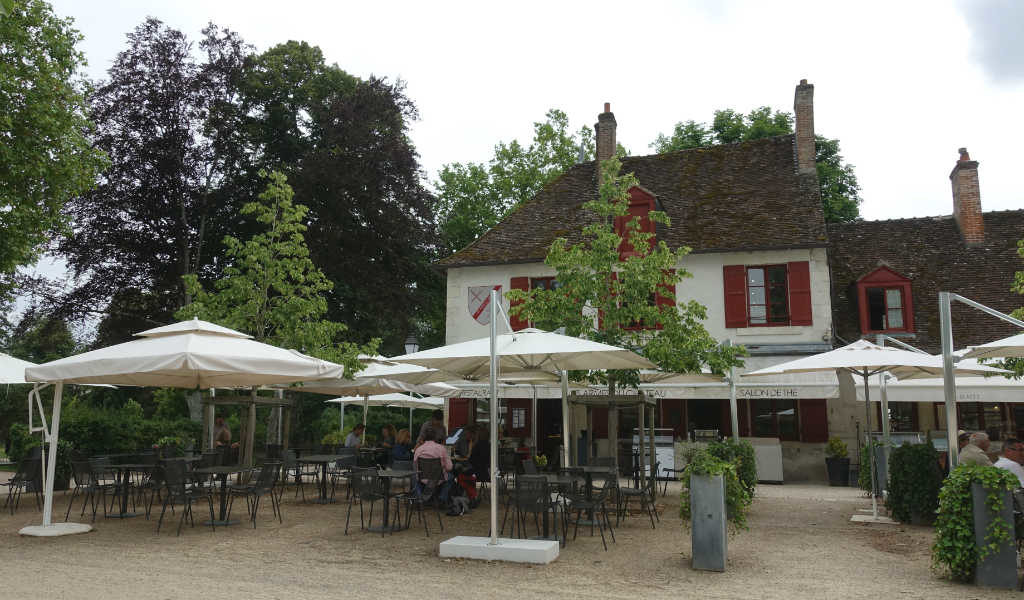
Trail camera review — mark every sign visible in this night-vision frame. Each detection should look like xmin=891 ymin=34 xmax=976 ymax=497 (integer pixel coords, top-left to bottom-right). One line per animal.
xmin=737 ymin=387 xmax=800 ymax=399
xmin=468 ymin=285 xmax=502 ymax=325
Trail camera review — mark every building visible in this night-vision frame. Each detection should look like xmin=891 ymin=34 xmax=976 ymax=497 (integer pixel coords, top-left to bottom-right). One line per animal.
xmin=435 ymin=80 xmax=1024 ymax=481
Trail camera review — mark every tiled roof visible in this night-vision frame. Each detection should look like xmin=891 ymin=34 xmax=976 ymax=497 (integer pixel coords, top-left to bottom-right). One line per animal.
xmin=437 ymin=134 xmax=827 ymax=268
xmin=828 ymin=210 xmax=1024 ymax=352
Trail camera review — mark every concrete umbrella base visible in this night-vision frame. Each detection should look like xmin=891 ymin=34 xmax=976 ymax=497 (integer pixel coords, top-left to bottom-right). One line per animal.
xmin=19 ymin=522 xmax=93 ymax=537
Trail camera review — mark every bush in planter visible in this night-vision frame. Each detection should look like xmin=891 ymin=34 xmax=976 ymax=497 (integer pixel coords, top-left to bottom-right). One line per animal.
xmin=321 ymin=430 xmax=346 ymax=447
xmin=932 ymin=464 xmax=1017 ymax=582
xmin=858 ymin=441 xmax=884 ymax=492
xmin=887 ymin=441 xmax=943 ymax=523
xmin=706 ymin=438 xmax=757 ymax=496
xmin=679 ymin=447 xmax=752 ymax=532
xmin=825 ymin=437 xmax=850 ymax=486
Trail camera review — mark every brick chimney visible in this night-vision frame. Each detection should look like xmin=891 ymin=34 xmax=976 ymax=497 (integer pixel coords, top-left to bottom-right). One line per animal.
xmin=950 ymin=147 xmax=984 ymax=246
xmin=793 ymin=79 xmax=815 ymax=174
xmin=595 ymin=102 xmax=616 ymax=164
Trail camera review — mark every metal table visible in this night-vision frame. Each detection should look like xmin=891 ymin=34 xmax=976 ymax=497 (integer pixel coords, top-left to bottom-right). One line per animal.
xmin=106 ymin=463 xmax=152 ymax=519
xmin=366 ymin=468 xmax=415 ymax=533
xmin=194 ymin=465 xmax=249 ymax=526
xmin=298 ymin=455 xmax=347 ymax=504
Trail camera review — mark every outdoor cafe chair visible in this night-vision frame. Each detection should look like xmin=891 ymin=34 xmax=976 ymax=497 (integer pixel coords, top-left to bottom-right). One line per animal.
xmin=227 ymin=460 xmax=282 ymax=528
xmin=65 ymin=459 xmax=112 ymax=522
xmin=156 ymin=458 xmax=217 ymax=537
xmin=501 ymin=475 xmax=564 ymax=546
xmin=282 ymin=449 xmax=314 ymax=502
xmin=617 ymin=461 xmax=660 ymax=528
xmin=328 ymin=455 xmax=357 ymax=500
xmin=395 ymin=458 xmax=446 ymax=537
xmin=344 ymin=467 xmax=390 ymax=536
xmin=2 ymin=456 xmax=42 ymax=515
xmin=563 ymin=478 xmax=617 ymax=551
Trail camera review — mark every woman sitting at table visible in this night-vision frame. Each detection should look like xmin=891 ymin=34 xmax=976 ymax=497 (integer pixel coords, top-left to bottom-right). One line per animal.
xmin=391 ymin=428 xmax=413 ymax=462
xmin=379 ymin=424 xmax=396 ymax=449
xmin=458 ymin=427 xmax=490 ymax=508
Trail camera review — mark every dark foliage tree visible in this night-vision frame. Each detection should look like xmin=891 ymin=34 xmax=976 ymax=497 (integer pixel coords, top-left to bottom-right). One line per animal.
xmin=53 ymin=19 xmax=247 ymax=337
xmin=652 ymin=107 xmax=862 ymax=222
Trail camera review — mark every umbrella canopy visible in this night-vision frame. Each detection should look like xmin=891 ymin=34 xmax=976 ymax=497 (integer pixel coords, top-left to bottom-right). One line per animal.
xmin=1 ymin=352 xmax=36 ymax=385
xmin=326 ymin=393 xmax=445 ymax=410
xmin=963 ymin=332 xmax=1024 ymax=359
xmin=638 ymin=368 xmax=724 ymax=384
xmin=24 ymin=317 xmax=344 ymax=388
xmin=389 ymin=328 xmax=656 ymax=376
xmin=743 ymin=339 xmax=994 ymax=380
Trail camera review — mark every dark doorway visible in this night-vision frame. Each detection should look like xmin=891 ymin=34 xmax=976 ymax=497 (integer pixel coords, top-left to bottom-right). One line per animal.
xmin=535 ymin=398 xmax=563 ymax=464
xmin=688 ymin=398 xmax=721 ymax=433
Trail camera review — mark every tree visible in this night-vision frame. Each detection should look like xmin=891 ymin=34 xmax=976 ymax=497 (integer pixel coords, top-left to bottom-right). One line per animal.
xmin=651 ymin=106 xmax=861 ymax=222
xmin=434 ymin=109 xmax=595 ymax=256
xmin=177 ymin=170 xmax=374 ymax=372
xmin=508 ymin=158 xmax=744 ymax=389
xmin=52 ymin=19 xmax=247 ymax=329
xmin=0 ymin=0 xmax=107 ymax=300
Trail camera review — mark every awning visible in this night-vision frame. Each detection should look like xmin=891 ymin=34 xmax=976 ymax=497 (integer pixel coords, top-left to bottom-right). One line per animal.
xmin=856 ymin=376 xmax=1024 ymax=403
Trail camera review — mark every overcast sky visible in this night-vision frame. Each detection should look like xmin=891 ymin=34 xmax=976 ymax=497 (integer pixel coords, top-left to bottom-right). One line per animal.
xmin=47 ymin=0 xmax=1024 ymax=222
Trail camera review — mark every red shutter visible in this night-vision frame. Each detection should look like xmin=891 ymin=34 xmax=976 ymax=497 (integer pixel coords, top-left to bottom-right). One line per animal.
xmin=723 ymin=265 xmax=747 ymax=328
xmin=799 ymin=399 xmax=828 ymax=443
xmin=592 ymin=407 xmax=609 ymax=439
xmin=509 ymin=277 xmax=530 ymax=331
xmin=788 ymin=261 xmax=812 ymax=326
xmin=448 ymin=398 xmax=473 ymax=429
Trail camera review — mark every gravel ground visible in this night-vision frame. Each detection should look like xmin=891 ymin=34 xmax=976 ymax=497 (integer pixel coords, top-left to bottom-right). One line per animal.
xmin=0 ymin=476 xmax=1018 ymax=600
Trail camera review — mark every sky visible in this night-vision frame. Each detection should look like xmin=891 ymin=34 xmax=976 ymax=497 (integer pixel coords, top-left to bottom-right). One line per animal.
xmin=46 ymin=0 xmax=1024 ymax=223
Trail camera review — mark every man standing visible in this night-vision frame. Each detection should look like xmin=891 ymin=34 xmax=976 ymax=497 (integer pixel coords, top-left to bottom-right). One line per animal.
xmin=417 ymin=409 xmax=447 ymax=446
xmin=994 ymin=438 xmax=1024 ymax=487
xmin=958 ymin=432 xmax=993 ymax=466
xmin=345 ymin=424 xmax=364 ymax=448
xmin=213 ymin=417 xmax=232 ymax=448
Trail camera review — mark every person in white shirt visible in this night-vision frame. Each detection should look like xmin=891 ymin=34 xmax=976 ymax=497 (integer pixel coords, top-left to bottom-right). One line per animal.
xmin=993 ymin=437 xmax=1024 ymax=487
xmin=344 ymin=424 xmax=365 ymax=448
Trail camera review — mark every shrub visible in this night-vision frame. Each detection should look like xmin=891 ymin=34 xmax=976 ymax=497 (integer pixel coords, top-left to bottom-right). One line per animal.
xmin=887 ymin=441 xmax=943 ymax=523
xmin=321 ymin=430 xmax=345 ymax=446
xmin=932 ymin=464 xmax=1017 ymax=582
xmin=706 ymin=438 xmax=757 ymax=496
xmin=8 ymin=423 xmax=40 ymax=463
xmin=858 ymin=441 xmax=884 ymax=492
xmin=679 ymin=447 xmax=753 ymax=533
xmin=825 ymin=437 xmax=848 ymax=459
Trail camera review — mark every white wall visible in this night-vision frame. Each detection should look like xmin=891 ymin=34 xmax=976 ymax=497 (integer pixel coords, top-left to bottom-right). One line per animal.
xmin=444 ymin=247 xmax=833 ymax=347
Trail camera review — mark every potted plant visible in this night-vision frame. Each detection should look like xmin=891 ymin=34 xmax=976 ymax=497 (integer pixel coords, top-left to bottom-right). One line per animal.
xmin=321 ymin=430 xmax=345 ymax=450
xmin=824 ymin=437 xmax=849 ymax=487
xmin=887 ymin=441 xmax=942 ymax=524
xmin=154 ymin=435 xmax=187 ymax=458
xmin=533 ymin=453 xmax=548 ymax=471
xmin=679 ymin=447 xmax=752 ymax=572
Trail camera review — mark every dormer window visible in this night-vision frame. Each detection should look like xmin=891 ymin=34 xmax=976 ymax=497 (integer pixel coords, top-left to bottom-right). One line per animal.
xmin=856 ymin=266 xmax=914 ymax=334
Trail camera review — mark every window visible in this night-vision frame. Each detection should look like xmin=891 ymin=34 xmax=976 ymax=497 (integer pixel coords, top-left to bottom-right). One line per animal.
xmin=747 ymin=265 xmax=789 ymax=325
xmin=750 ymin=398 xmax=798 ymax=441
xmin=724 ymin=262 xmax=812 ymax=328
xmin=856 ymin=266 xmax=913 ymax=333
xmin=957 ymin=403 xmax=1007 ymax=441
xmin=530 ymin=277 xmax=560 ymax=291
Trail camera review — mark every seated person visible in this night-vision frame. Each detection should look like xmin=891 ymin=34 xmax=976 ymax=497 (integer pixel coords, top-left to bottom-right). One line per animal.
xmin=413 ymin=426 xmax=452 ymax=485
xmin=391 ymin=428 xmax=413 ymax=462
xmin=959 ymin=432 xmax=992 ymax=466
xmin=379 ymin=424 xmax=396 ymax=449
xmin=454 ymin=424 xmax=477 ymax=458
xmin=457 ymin=427 xmax=490 ymax=508
xmin=994 ymin=437 xmax=1024 ymax=487
xmin=344 ymin=423 xmax=365 ymax=449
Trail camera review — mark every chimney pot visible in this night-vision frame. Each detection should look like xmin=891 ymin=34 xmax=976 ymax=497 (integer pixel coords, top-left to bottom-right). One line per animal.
xmin=604 ymin=102 xmax=611 ymax=113
xmin=950 ymin=147 xmax=983 ymax=246
xmin=800 ymin=79 xmax=807 ymax=85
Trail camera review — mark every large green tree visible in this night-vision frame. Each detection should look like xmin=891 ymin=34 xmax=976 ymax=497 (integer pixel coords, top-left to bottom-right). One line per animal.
xmin=508 ymin=157 xmax=744 ymax=389
xmin=652 ymin=106 xmax=862 ymax=223
xmin=177 ymin=171 xmax=373 ymax=371
xmin=0 ymin=0 xmax=106 ymax=300
xmin=434 ymin=109 xmax=595 ymax=256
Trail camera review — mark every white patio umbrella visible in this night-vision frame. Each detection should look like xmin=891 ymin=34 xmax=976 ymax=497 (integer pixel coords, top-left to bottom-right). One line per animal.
xmin=1 ymin=352 xmax=36 ymax=384
xmin=744 ymin=339 xmax=993 ymax=521
xmin=963 ymin=332 xmax=1024 ymax=359
xmin=326 ymin=393 xmax=448 ymax=434
xmin=20 ymin=317 xmax=345 ymax=537
xmin=391 ymin=323 xmax=655 ymax=547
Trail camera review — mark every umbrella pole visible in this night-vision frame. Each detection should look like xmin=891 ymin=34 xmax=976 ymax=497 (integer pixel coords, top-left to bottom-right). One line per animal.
xmin=561 ymin=371 xmax=570 ymax=468
xmin=409 ymin=407 xmax=413 ymax=433
xmin=862 ymin=371 xmax=878 ymax=520
xmin=362 ymin=395 xmax=368 ymax=445
xmin=531 ymin=385 xmax=538 ymax=458
xmin=725 ymin=339 xmax=740 ymax=442
xmin=939 ymin=292 xmax=960 ymax=470
xmin=340 ymin=403 xmax=345 ymax=432
xmin=41 ymin=382 xmax=63 ymax=527
xmin=489 ymin=289 xmax=499 ymax=546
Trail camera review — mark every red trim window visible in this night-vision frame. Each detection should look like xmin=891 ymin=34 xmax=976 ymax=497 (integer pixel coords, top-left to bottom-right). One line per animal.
xmin=747 ymin=265 xmax=789 ymax=326
xmin=614 ymin=187 xmax=657 ymax=259
xmin=530 ymin=277 xmax=560 ymax=292
xmin=856 ymin=266 xmax=913 ymax=334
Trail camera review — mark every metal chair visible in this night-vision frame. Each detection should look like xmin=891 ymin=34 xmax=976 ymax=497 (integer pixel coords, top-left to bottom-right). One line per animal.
xmin=617 ymin=462 xmax=660 ymax=528
xmin=396 ymin=458 xmax=446 ymax=537
xmin=329 ymin=455 xmax=357 ymax=500
xmin=501 ymin=475 xmax=563 ymax=545
xmin=65 ymin=459 xmax=111 ymax=522
xmin=156 ymin=458 xmax=216 ymax=536
xmin=2 ymin=457 xmax=42 ymax=514
xmin=344 ymin=467 xmax=389 ymax=536
xmin=661 ymin=466 xmax=685 ymax=497
xmin=563 ymin=478 xmax=617 ymax=551
xmin=228 ymin=460 xmax=282 ymax=527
